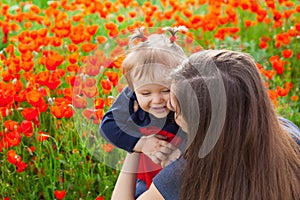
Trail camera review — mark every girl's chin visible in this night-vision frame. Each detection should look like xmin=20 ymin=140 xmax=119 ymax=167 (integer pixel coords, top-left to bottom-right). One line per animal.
xmin=150 ymin=109 xmax=170 ymax=118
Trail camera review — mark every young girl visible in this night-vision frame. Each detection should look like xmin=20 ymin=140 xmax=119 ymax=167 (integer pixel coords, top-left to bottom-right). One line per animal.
xmin=99 ymin=27 xmax=187 ymax=197
xmin=111 ymin=50 xmax=300 ymax=200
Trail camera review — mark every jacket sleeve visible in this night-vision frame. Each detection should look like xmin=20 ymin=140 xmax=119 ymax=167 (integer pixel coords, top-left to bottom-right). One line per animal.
xmin=278 ymin=116 xmax=300 ymax=146
xmin=99 ymin=87 xmax=142 ymax=152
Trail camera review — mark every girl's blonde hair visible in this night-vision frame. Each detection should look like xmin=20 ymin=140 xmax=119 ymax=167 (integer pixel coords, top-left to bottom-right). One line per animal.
xmin=122 ymin=28 xmax=187 ymax=89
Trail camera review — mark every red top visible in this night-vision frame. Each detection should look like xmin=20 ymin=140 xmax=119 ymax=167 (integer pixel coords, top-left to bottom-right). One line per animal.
xmin=137 ymin=126 xmax=182 ymax=188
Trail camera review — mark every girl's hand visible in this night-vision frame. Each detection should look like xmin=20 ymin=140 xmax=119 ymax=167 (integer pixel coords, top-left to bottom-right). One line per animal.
xmin=160 ymin=148 xmax=181 ymax=168
xmin=133 ymin=134 xmax=176 ymax=164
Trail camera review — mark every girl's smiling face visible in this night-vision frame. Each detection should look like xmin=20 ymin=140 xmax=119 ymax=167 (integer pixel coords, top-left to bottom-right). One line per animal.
xmin=134 ymin=83 xmax=171 ymax=118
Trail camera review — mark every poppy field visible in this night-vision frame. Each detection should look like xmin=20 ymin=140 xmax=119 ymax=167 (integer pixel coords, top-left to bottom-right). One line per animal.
xmin=0 ymin=0 xmax=299 ymax=199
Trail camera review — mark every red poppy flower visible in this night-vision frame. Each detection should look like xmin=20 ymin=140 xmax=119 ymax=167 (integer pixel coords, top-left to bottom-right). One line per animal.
xmin=2 ymin=132 xmax=21 ymax=148
xmin=86 ymin=25 xmax=98 ymax=35
xmin=20 ymin=120 xmax=33 ymax=137
xmin=85 ymin=63 xmax=101 ymax=76
xmin=105 ymin=71 xmax=119 ymax=86
xmin=68 ymin=43 xmax=78 ymax=52
xmin=268 ymin=90 xmax=278 ymax=101
xmin=64 ymin=106 xmax=74 ymax=118
xmin=104 ymin=96 xmax=115 ymax=107
xmin=26 ymin=90 xmax=43 ymax=107
xmin=281 ymin=49 xmax=293 ymax=58
xmin=7 ymin=149 xmax=18 ymax=164
xmin=54 ymin=190 xmax=66 ymax=200
xmin=291 ymin=95 xmax=298 ymax=102
xmin=37 ymin=132 xmax=50 ymax=142
xmin=96 ymin=36 xmax=107 ymax=44
xmin=50 ymin=106 xmax=64 ymax=119
xmin=264 ymin=70 xmax=275 ymax=80
xmin=94 ymin=98 xmax=104 ymax=109
xmin=36 ymin=99 xmax=49 ymax=113
xmin=272 ymin=60 xmax=284 ymax=74
xmin=36 ymin=71 xmax=50 ymax=85
xmin=117 ymin=15 xmax=125 ymax=23
xmin=128 ymin=11 xmax=136 ymax=18
xmin=4 ymin=120 xmax=19 ymax=132
xmin=104 ymin=22 xmax=117 ymax=31
xmin=45 ymin=53 xmax=64 ymax=71
xmin=81 ymin=43 xmax=97 ymax=53
xmin=16 ymin=161 xmax=27 ymax=172
xmin=50 ymin=104 xmax=74 ymax=119
xmin=259 ymin=40 xmax=268 ymax=49
xmin=5 ymin=44 xmax=14 ymax=55
xmin=101 ymin=80 xmax=112 ymax=95
xmin=73 ymin=95 xmax=87 ymax=109
xmin=21 ymin=108 xmax=39 ymax=123
xmin=84 ymin=78 xmax=96 ymax=87
xmin=0 ymin=107 xmax=11 ymax=118
xmin=101 ymin=143 xmax=114 ymax=152
xmin=45 ymin=73 xmax=61 ymax=90
xmin=67 ymin=53 xmax=78 ymax=64
xmin=276 ymin=86 xmax=289 ymax=97
xmin=0 ymin=82 xmax=15 ymax=107
xmin=95 ymin=109 xmax=104 ymax=121
xmin=82 ymin=109 xmax=101 ymax=124
xmin=269 ymin=55 xmax=285 ymax=74
xmin=84 ymin=85 xmax=98 ymax=98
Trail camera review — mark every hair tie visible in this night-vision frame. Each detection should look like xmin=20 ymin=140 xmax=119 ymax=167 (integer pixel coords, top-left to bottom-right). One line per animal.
xmin=163 ymin=26 xmax=188 ymax=43
xmin=137 ymin=26 xmax=147 ymax=41
xmin=141 ymin=35 xmax=147 ymax=42
xmin=128 ymin=26 xmax=148 ymax=47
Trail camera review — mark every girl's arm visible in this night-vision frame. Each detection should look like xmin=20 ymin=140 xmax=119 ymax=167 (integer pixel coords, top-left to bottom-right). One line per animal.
xmin=99 ymin=87 xmax=141 ymax=152
xmin=111 ymin=153 xmax=165 ymax=200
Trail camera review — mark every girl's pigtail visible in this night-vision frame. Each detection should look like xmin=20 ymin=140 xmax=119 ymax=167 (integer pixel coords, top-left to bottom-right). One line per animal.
xmin=163 ymin=25 xmax=188 ymax=43
xmin=129 ymin=26 xmax=147 ymax=48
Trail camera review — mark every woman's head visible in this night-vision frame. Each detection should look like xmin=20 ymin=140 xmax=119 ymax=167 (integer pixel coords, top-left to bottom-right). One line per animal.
xmin=172 ymin=50 xmax=270 ymax=153
xmin=170 ymin=50 xmax=300 ymax=200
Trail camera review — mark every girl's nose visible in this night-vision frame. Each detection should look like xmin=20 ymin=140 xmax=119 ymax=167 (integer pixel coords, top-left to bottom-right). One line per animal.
xmin=152 ymin=94 xmax=164 ymax=103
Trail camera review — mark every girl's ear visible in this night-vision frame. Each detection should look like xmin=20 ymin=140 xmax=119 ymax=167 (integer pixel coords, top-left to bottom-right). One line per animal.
xmin=133 ymin=100 xmax=139 ymax=112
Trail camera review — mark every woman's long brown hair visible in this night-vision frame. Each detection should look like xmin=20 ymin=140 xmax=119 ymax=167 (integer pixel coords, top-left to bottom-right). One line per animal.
xmin=172 ymin=50 xmax=300 ymax=200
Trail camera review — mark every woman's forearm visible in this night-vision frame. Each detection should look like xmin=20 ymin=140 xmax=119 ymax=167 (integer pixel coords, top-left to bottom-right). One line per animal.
xmin=111 ymin=153 xmax=140 ymax=200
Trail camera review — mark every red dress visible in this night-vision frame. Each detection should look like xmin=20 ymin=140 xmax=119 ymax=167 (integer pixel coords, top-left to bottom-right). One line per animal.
xmin=137 ymin=126 xmax=182 ymax=188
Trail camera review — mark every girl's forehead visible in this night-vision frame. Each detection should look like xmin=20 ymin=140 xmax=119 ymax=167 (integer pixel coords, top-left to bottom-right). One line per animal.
xmin=131 ymin=70 xmax=172 ymax=88
xmin=135 ymin=82 xmax=170 ymax=91
xmin=133 ymin=79 xmax=170 ymax=90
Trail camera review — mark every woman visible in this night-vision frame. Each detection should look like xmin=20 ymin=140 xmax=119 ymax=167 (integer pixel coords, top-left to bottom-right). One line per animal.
xmin=111 ymin=50 xmax=300 ymax=200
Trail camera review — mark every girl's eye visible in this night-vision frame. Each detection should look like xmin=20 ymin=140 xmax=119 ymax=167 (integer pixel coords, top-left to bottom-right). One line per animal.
xmin=162 ymin=89 xmax=170 ymax=93
xmin=141 ymin=92 xmax=150 ymax=96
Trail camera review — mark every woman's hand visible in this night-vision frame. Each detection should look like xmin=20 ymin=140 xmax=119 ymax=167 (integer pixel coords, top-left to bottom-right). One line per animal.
xmin=160 ymin=148 xmax=181 ymax=168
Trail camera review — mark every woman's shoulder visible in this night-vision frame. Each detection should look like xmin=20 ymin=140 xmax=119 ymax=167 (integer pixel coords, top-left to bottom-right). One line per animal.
xmin=152 ymin=158 xmax=185 ymax=200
